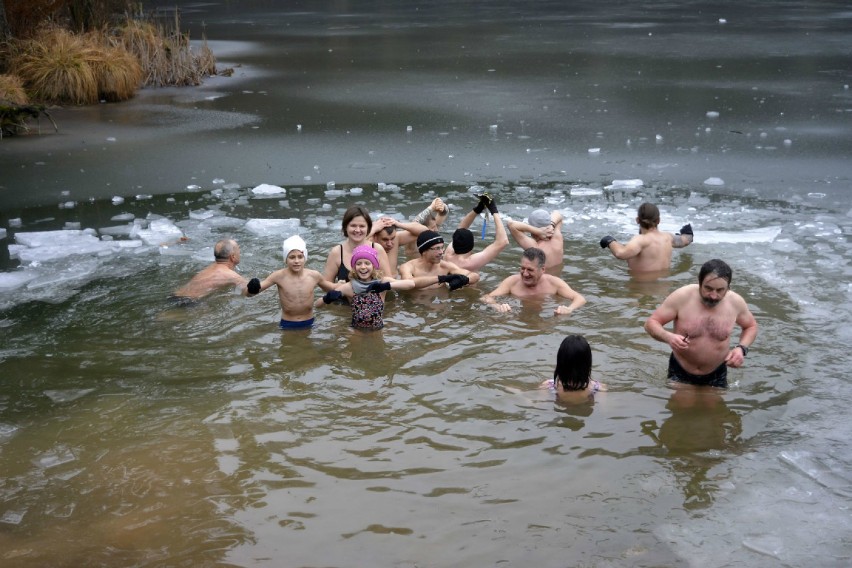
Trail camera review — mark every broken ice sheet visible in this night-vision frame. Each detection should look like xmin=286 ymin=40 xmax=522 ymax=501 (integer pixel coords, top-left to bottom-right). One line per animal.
xmin=33 ymin=445 xmax=77 ymax=469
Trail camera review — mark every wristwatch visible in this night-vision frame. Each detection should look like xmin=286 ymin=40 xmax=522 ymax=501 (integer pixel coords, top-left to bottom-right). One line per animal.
xmin=735 ymin=344 xmax=749 ymax=357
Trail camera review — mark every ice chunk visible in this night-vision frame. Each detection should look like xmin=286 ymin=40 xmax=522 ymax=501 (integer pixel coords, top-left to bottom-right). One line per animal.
xmin=110 ymin=213 xmax=134 ymax=222
xmin=0 ymin=271 xmax=38 ymax=291
xmin=33 ymin=446 xmax=77 ymax=469
xmin=570 ymin=187 xmax=603 ymax=197
xmin=706 ymin=111 xmax=720 ymax=118
xmin=350 ymin=187 xmax=363 ymax=195
xmin=326 ymin=181 xmax=336 ymax=190
xmin=111 ymin=196 xmax=125 ymax=205
xmin=244 ymin=218 xmax=301 ymax=236
xmin=0 ymin=423 xmax=19 ymax=439
xmin=0 ymin=228 xmax=6 ymax=239
xmin=698 ymin=226 xmax=782 ymax=244
xmin=44 ymin=389 xmax=95 ymax=403
xmin=605 ymin=179 xmax=644 ymax=190
xmin=9 ymin=218 xmax=22 ymax=227
xmin=98 ymin=225 xmax=134 ymax=237
xmin=588 ymin=148 xmax=601 ymax=154
xmin=189 ymin=209 xmax=216 ymax=220
xmin=27 ymin=259 xmax=99 ymax=289
xmin=703 ymin=177 xmax=725 ymax=186
xmin=0 ymin=510 xmax=25 ymax=525
xmin=13 ymin=231 xmax=118 ymax=262
xmin=133 ymin=219 xmax=183 ymax=246
xmin=251 ymin=183 xmax=286 ymax=196
xmin=324 ymin=189 xmax=346 ymax=197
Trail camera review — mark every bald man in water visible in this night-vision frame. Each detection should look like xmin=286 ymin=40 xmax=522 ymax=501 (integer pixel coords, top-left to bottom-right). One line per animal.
xmin=171 ymin=239 xmax=248 ymax=301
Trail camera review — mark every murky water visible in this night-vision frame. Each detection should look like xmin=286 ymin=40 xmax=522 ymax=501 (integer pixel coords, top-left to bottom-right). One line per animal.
xmin=1 ymin=1 xmax=851 ymax=567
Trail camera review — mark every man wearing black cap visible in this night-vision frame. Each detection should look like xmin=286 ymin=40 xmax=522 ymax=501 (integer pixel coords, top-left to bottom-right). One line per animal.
xmin=444 ymin=193 xmax=509 ymax=272
xmin=399 ymin=230 xmax=480 ymax=290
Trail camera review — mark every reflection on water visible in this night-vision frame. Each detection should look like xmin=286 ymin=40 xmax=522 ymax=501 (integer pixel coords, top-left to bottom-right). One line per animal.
xmin=642 ymin=386 xmax=744 ymax=510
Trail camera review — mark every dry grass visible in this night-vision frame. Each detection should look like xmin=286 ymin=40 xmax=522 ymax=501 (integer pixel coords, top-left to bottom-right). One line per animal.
xmin=1 ymin=10 xmax=217 ymax=108
xmin=9 ymin=27 xmax=100 ymax=104
xmin=0 ymin=74 xmax=30 ymax=105
xmin=117 ymin=14 xmax=217 ymax=88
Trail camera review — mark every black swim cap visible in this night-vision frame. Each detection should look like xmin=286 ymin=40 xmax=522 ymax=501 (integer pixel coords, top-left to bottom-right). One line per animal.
xmin=417 ymin=230 xmax=444 ymax=254
xmin=452 ymin=228 xmax=474 ymax=254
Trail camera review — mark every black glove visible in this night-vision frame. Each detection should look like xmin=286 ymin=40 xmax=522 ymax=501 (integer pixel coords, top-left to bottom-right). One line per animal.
xmin=247 ymin=278 xmax=261 ymax=295
xmin=322 ymin=290 xmax=343 ymax=304
xmin=473 ymin=192 xmax=493 ymax=215
xmin=486 ymin=196 xmax=498 ymax=215
xmin=365 ymin=281 xmax=392 ymax=294
xmin=446 ymin=274 xmax=469 ymax=291
xmin=678 ymin=223 xmax=693 ymax=236
xmin=600 ymin=235 xmax=616 ymax=249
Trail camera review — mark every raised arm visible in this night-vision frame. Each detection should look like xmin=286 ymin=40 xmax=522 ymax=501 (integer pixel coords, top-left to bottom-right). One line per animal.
xmin=603 ymin=235 xmax=643 ymax=260
xmin=507 ymin=220 xmax=539 ymax=250
xmin=672 ymin=223 xmax=694 ymax=249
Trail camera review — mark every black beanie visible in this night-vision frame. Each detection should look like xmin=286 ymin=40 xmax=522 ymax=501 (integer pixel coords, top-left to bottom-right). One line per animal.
xmin=452 ymin=228 xmax=474 ymax=254
xmin=417 ymin=230 xmax=444 ymax=254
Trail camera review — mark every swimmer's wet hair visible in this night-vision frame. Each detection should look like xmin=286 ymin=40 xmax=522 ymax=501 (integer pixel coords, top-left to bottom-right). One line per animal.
xmin=214 ymin=239 xmax=236 ymax=261
xmin=522 ymin=247 xmax=546 ymax=268
xmin=554 ymin=335 xmax=593 ymax=391
xmin=637 ymin=203 xmax=660 ymax=229
xmin=699 ymin=258 xmax=732 ymax=285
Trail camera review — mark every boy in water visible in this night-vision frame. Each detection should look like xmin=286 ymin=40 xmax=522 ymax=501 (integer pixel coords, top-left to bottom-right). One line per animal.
xmin=245 ymin=235 xmax=337 ymax=329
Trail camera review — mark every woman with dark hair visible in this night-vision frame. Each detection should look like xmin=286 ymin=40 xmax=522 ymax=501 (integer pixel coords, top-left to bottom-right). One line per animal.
xmin=550 ymin=335 xmax=607 ymax=401
xmin=322 ymin=205 xmax=391 ymax=283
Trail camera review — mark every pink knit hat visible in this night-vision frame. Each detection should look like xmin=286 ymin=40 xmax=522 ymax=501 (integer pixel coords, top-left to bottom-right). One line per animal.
xmin=350 ymin=245 xmax=379 ymax=270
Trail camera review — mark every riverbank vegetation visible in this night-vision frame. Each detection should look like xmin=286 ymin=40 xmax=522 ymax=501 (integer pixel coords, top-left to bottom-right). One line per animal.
xmin=0 ymin=0 xmax=219 ymax=136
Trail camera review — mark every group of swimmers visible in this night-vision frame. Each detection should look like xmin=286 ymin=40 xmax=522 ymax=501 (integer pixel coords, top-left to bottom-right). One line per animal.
xmin=173 ymin=194 xmax=758 ymax=394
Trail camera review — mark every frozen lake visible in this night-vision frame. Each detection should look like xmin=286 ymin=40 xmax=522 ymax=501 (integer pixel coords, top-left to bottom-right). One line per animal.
xmin=1 ymin=1 xmax=851 ymax=567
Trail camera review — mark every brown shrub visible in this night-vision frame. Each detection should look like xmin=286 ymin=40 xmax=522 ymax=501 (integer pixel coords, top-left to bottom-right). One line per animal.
xmin=9 ymin=27 xmax=99 ymax=104
xmin=0 ymin=74 xmax=29 ymax=105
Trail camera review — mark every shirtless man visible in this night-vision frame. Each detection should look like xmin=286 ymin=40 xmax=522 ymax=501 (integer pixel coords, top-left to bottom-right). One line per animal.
xmin=481 ymin=247 xmax=586 ymax=315
xmin=644 ymin=258 xmax=759 ymax=388
xmin=171 ymin=238 xmax=248 ymax=301
xmin=444 ymin=193 xmax=509 ymax=272
xmin=600 ymin=203 xmax=693 ymax=273
xmin=507 ymin=209 xmax=564 ymax=269
xmin=370 ymin=216 xmax=429 ymax=275
xmin=245 ymin=235 xmax=336 ymax=329
xmin=399 ymin=230 xmax=480 ymax=290
xmin=402 ymin=197 xmax=449 ymax=260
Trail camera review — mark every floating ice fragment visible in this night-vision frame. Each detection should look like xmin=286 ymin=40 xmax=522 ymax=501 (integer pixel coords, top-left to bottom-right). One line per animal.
xmin=60 ymin=201 xmax=76 ymax=209
xmin=212 ymin=178 xmax=225 ymax=184
xmin=33 ymin=446 xmax=77 ymax=469
xmin=112 ymin=196 xmax=124 ymax=205
xmin=325 ymin=189 xmax=346 ymax=197
xmin=64 ymin=222 xmax=81 ymax=230
xmin=297 ymin=124 xmax=302 ymax=132
xmin=0 ymin=271 xmax=38 ymax=290
xmin=110 ymin=213 xmax=134 ymax=222
xmin=718 ymin=18 xmax=727 ymax=24
xmin=489 ymin=124 xmax=498 ymax=132
xmin=570 ymin=187 xmax=603 ymax=197
xmin=807 ymin=193 xmax=826 ymax=199
xmin=0 ymin=228 xmax=5 ymax=239
xmin=134 ymin=219 xmax=183 ymax=246
xmin=588 ymin=148 xmax=601 ymax=154
xmin=326 ymin=181 xmax=335 ymax=190
xmin=605 ymin=179 xmax=644 ymax=190
xmin=706 ymin=111 xmax=720 ymax=118
xmin=9 ymin=218 xmax=22 ymax=228
xmin=44 ymin=389 xmax=95 ymax=403
xmin=244 ymin=218 xmax=301 ymax=236
xmin=784 ymin=139 xmax=792 ymax=146
xmin=106 ymin=136 xmax=116 ymax=142
xmin=189 ymin=209 xmax=216 ymax=220
xmin=406 ymin=125 xmax=413 ymax=132
xmin=251 ymin=183 xmax=286 ymax=196
xmin=703 ymin=177 xmax=725 ymax=186
xmin=186 ymin=184 xmax=201 ymax=190
xmin=99 ymin=225 xmax=133 ymax=237
xmin=655 ymin=134 xmax=663 ymax=142
xmin=222 ymin=183 xmax=241 ymax=190
xmin=135 ymin=194 xmax=152 ymax=200
xmin=0 ymin=423 xmax=19 ymax=438
xmin=0 ymin=510 xmax=25 ymax=525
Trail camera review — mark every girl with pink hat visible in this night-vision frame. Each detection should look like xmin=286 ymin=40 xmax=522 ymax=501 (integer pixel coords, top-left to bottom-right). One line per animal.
xmin=319 ymin=244 xmax=415 ymax=329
